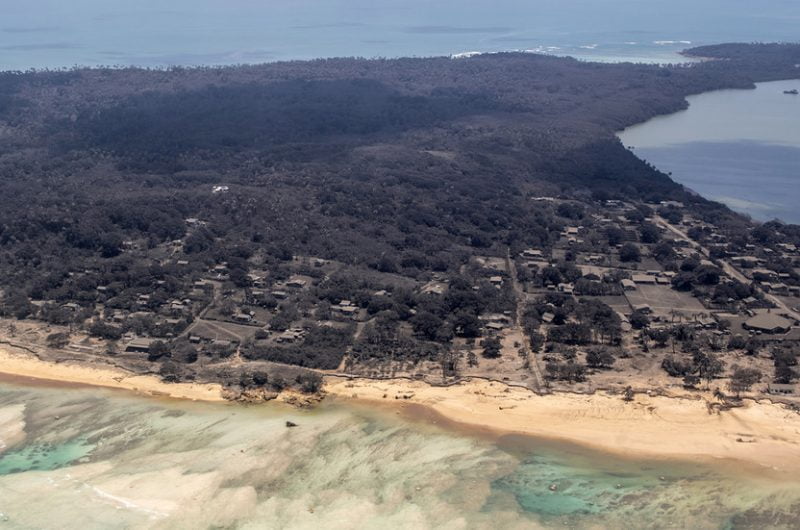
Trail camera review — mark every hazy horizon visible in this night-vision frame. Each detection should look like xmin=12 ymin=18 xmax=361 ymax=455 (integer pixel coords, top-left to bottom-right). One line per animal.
xmin=2 ymin=0 xmax=799 ymax=70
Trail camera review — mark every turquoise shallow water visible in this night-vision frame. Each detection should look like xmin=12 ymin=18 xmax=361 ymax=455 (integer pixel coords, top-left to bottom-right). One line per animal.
xmin=1 ymin=380 xmax=800 ymax=528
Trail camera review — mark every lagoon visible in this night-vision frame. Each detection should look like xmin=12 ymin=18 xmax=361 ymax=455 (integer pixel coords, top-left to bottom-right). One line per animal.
xmin=619 ymin=80 xmax=800 ymax=223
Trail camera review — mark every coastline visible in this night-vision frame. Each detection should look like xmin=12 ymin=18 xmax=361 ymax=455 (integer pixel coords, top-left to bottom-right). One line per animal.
xmin=3 ymin=344 xmax=800 ymax=477
xmin=324 ymin=376 xmax=800 ymax=476
xmin=0 ymin=346 xmax=225 ymax=402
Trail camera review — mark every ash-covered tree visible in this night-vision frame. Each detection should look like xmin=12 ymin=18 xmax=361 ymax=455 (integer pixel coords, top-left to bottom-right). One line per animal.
xmin=585 ymin=347 xmax=616 ymax=369
xmin=481 ymin=337 xmax=502 ymax=359
xmin=619 ymin=243 xmax=641 ymax=263
xmin=727 ymin=365 xmax=762 ymax=398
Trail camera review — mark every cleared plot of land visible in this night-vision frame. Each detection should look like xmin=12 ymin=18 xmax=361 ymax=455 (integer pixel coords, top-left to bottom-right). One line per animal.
xmin=186 ymin=320 xmax=258 ymax=342
xmin=596 ymin=295 xmax=631 ymax=315
xmin=624 ymin=285 xmax=705 ymax=317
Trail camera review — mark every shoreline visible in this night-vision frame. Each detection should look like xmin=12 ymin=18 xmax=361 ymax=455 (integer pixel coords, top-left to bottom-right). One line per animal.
xmin=0 ymin=346 xmax=225 ymax=402
xmin=324 ymin=376 xmax=800 ymax=477
xmin=3 ymin=345 xmax=800 ymax=476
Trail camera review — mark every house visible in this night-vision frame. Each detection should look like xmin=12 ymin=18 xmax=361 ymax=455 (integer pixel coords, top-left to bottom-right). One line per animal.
xmin=541 ymin=312 xmax=556 ymax=324
xmin=276 ymin=329 xmax=305 ymax=343
xmin=731 ymin=256 xmax=761 ymax=268
xmin=633 ymin=304 xmax=652 ymax=314
xmin=125 ymin=338 xmax=154 ymax=353
xmin=333 ymin=301 xmax=359 ymax=317
xmin=744 ymin=313 xmax=793 ymax=334
xmin=486 ymin=322 xmax=505 ymax=333
xmin=557 ymin=283 xmax=574 ymax=295
xmin=621 ymin=279 xmax=636 ymax=291
xmin=233 ymin=312 xmax=253 ymax=323
xmin=767 ymin=383 xmax=795 ymax=395
xmin=632 ymin=274 xmax=656 ymax=285
xmin=489 ymin=276 xmax=504 ymax=286
xmin=521 ymin=249 xmax=544 ymax=259
xmin=248 ymin=274 xmax=267 ymax=287
xmin=286 ymin=278 xmax=307 ymax=289
xmin=272 ymin=290 xmax=290 ymax=300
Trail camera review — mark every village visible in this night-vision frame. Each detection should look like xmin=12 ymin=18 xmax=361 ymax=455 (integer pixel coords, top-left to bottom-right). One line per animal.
xmin=2 ymin=195 xmax=800 ymax=403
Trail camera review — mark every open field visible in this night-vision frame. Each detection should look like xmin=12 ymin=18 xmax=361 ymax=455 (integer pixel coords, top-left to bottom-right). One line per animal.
xmin=625 ymin=284 xmax=706 ymax=317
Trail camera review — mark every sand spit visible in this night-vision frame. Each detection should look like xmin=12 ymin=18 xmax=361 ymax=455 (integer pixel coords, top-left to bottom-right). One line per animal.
xmin=0 ymin=347 xmax=224 ymax=402
xmin=325 ymin=377 xmax=800 ymax=475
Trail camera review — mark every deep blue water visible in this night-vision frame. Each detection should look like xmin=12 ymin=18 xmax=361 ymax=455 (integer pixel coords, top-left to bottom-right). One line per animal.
xmin=1 ymin=0 xmax=799 ymax=70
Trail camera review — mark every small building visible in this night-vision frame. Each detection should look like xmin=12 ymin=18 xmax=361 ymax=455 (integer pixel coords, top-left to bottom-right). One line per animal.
xmin=486 ymin=322 xmax=505 ymax=333
xmin=521 ymin=249 xmax=544 ymax=259
xmin=631 ymin=274 xmax=656 ymax=285
xmin=633 ymin=304 xmax=652 ymax=315
xmin=125 ymin=338 xmax=154 ymax=353
xmin=767 ymin=384 xmax=795 ymax=395
xmin=286 ymin=278 xmax=307 ymax=289
xmin=744 ymin=313 xmax=793 ymax=334
xmin=233 ymin=312 xmax=253 ymax=323
xmin=541 ymin=312 xmax=556 ymax=324
xmin=557 ymin=283 xmax=574 ymax=295
xmin=333 ymin=305 xmax=358 ymax=316
xmin=620 ymin=279 xmax=636 ymax=291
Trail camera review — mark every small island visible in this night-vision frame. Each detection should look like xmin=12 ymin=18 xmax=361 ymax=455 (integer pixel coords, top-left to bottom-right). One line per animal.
xmin=784 ymin=88 xmax=799 ymax=94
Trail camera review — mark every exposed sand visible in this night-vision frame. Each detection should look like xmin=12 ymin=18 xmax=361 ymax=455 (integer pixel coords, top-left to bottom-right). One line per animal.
xmin=4 ymin=342 xmax=800 ymax=475
xmin=0 ymin=347 xmax=224 ymax=402
xmin=325 ymin=377 xmax=800 ymax=475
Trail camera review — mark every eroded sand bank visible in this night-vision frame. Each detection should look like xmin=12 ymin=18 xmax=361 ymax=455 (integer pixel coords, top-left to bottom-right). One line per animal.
xmin=0 ymin=347 xmax=224 ymax=402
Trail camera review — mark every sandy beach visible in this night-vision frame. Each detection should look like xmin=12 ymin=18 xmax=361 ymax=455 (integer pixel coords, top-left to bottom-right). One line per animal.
xmin=0 ymin=346 xmax=224 ymax=402
xmin=325 ymin=377 xmax=800 ymax=476
xmin=3 ymin=342 xmax=800 ymax=475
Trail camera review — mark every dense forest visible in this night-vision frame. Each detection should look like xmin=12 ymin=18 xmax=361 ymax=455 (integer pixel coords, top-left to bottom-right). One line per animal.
xmin=1 ymin=42 xmax=799 ymax=387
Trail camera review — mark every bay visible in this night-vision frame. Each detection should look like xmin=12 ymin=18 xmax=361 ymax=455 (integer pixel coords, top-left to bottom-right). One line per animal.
xmin=619 ymin=80 xmax=800 ymax=223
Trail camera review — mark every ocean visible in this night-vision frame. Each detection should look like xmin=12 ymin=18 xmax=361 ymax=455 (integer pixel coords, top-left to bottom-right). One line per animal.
xmin=1 ymin=0 xmax=799 ymax=70
xmin=618 ymin=79 xmax=800 ymax=223
xmin=1 ymin=379 xmax=800 ymax=528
